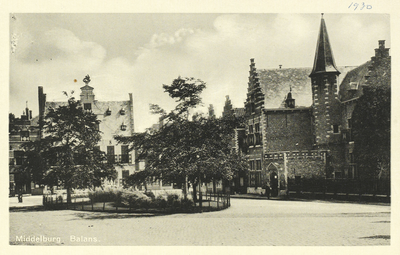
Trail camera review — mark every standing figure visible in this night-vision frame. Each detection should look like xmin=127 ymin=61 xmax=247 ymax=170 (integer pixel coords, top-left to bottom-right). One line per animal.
xmin=18 ymin=188 xmax=23 ymax=203
xmin=265 ymin=182 xmax=271 ymax=199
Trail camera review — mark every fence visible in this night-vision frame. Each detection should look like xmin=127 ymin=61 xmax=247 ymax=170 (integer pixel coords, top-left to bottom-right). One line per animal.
xmin=195 ymin=190 xmax=230 ymax=211
xmin=287 ymin=178 xmax=390 ymax=202
xmin=42 ymin=190 xmax=230 ymax=213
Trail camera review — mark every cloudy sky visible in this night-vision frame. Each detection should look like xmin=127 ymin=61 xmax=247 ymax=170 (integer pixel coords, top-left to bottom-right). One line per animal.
xmin=10 ymin=13 xmax=390 ymax=132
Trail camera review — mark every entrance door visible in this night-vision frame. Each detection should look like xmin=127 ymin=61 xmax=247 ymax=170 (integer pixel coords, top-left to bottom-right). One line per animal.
xmin=270 ymin=172 xmax=279 ymax=197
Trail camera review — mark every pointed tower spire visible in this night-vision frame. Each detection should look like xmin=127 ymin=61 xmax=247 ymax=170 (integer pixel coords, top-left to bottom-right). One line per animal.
xmin=309 ymin=14 xmax=340 ymax=77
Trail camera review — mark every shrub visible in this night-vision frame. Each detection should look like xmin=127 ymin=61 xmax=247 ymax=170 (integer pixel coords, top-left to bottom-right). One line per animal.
xmin=137 ymin=196 xmax=152 ymax=210
xmin=87 ymin=186 xmax=194 ymax=212
xmin=88 ymin=186 xmax=123 ymax=203
xmin=181 ymin=197 xmax=194 ymax=209
xmin=153 ymin=195 xmax=168 ymax=210
xmin=120 ymin=190 xmax=150 ymax=208
xmin=144 ymin=191 xmax=156 ymax=200
xmin=167 ymin=194 xmax=180 ymax=208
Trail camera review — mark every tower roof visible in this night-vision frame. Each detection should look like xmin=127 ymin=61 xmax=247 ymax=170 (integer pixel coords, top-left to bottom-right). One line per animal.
xmin=310 ymin=15 xmax=340 ymax=77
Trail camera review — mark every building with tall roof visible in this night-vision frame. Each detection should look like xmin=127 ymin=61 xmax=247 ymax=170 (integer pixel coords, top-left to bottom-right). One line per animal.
xmin=38 ymin=75 xmax=137 ymax=187
xmin=9 ymin=105 xmax=41 ymax=196
xmin=227 ymin=15 xmax=391 ymax=195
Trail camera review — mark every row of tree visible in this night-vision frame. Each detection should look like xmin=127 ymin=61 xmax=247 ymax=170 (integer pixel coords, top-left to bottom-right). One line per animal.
xmin=17 ymin=78 xmax=248 ymax=203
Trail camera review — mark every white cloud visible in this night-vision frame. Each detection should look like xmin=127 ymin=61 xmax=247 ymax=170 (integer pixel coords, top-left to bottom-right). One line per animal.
xmin=10 ymin=14 xmax=390 ymax=132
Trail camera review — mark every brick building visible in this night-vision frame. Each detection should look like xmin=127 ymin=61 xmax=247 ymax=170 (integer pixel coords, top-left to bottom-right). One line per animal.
xmin=227 ymin=15 xmax=391 ymax=195
xmin=9 ymin=105 xmax=41 ymax=196
xmin=38 ymin=75 xmax=137 ymax=187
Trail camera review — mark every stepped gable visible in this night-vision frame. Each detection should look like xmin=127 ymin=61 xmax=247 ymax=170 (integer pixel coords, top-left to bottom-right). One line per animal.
xmin=339 ymin=40 xmax=391 ymax=102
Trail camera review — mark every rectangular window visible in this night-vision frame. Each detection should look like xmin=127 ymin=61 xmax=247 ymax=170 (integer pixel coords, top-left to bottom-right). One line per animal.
xmin=255 ymin=123 xmax=260 ymax=133
xmin=348 ymin=167 xmax=353 ymax=179
xmin=333 ymin=125 xmax=339 ymax=133
xmin=240 ymin=177 xmax=244 ymax=187
xmin=255 ymin=133 xmax=262 ymax=145
xmin=249 ymin=125 xmax=253 ymax=134
xmin=14 ymin=150 xmax=24 ymax=165
xmin=256 ymin=160 xmax=262 ymax=170
xmin=249 ymin=160 xmax=255 ymax=170
xmin=84 ymin=103 xmax=92 ymax=110
xmin=107 ymin=146 xmax=115 ymax=163
xmin=349 ymin=153 xmax=354 ymax=163
xmin=347 ymin=119 xmax=352 ymax=129
xmin=121 ymin=145 xmax=130 ymax=163
xmin=248 ymin=135 xmax=255 ymax=146
xmin=255 ymin=172 xmax=260 ymax=187
xmin=250 ymin=172 xmax=256 ymax=186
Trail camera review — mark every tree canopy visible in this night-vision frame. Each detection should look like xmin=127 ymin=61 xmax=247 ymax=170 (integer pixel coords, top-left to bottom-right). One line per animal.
xmin=352 ymin=85 xmax=390 ymax=180
xmin=21 ymin=94 xmax=117 ymax=202
xmin=116 ymin=77 xmax=248 ymax=197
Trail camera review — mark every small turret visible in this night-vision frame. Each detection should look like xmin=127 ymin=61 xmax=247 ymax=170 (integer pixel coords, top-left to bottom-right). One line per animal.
xmin=285 ymin=86 xmax=295 ymax=108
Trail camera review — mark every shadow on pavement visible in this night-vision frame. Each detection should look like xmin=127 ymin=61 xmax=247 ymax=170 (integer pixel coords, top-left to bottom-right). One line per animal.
xmin=360 ymin=235 xmax=390 ymax=240
xmin=71 ymin=211 xmax=167 ymax=220
xmin=9 ymin=206 xmax=46 ymax=212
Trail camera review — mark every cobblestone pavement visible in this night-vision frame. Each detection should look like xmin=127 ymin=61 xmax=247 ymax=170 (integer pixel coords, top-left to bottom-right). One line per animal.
xmin=9 ymin=198 xmax=391 ymax=246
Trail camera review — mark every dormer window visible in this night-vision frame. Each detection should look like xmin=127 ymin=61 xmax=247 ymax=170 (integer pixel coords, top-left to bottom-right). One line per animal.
xmin=348 ymin=82 xmax=358 ymax=91
xmin=120 ymin=108 xmax=126 ymax=115
xmin=106 ymin=107 xmax=111 ymax=116
xmin=121 ymin=122 xmax=127 ymax=131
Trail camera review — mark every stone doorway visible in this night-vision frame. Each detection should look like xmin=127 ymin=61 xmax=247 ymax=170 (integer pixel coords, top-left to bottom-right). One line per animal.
xmin=267 ymin=163 xmax=279 ymax=197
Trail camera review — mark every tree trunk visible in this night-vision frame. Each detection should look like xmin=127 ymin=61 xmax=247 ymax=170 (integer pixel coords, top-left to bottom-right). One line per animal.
xmin=192 ymin=182 xmax=197 ymax=202
xmin=183 ymin=175 xmax=188 ymax=199
xmin=67 ymin=187 xmax=72 ymax=204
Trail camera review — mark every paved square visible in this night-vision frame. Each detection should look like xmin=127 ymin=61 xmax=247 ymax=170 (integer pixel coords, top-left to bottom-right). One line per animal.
xmin=10 ymin=198 xmax=390 ymax=246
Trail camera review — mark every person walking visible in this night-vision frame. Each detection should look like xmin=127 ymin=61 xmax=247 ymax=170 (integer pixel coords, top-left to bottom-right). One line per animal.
xmin=18 ymin=188 xmax=23 ymax=203
xmin=265 ymin=182 xmax=271 ymax=199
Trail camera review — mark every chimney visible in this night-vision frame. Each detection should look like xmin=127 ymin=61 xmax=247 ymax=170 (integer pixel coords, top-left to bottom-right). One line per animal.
xmin=379 ymin=40 xmax=385 ymax=49
xmin=29 ymin=110 xmax=32 ymax=120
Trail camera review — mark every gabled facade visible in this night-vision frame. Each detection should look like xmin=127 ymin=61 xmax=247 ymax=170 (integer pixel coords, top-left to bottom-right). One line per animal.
xmin=339 ymin=40 xmax=391 ymax=179
xmin=227 ymin=15 xmax=390 ymax=196
xmin=38 ymin=75 xmax=136 ymax=186
xmin=9 ymin=106 xmax=41 ymax=196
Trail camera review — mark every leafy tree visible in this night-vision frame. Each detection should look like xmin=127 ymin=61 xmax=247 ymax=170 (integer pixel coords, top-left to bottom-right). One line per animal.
xmin=116 ymin=77 xmax=248 ymax=200
xmin=162 ymin=76 xmax=206 ymax=116
xmin=352 ymin=85 xmax=390 ymax=181
xmin=21 ymin=93 xmax=117 ymax=203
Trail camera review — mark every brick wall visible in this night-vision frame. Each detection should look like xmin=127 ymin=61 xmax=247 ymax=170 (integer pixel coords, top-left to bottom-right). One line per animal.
xmin=264 ymin=109 xmax=313 ymax=152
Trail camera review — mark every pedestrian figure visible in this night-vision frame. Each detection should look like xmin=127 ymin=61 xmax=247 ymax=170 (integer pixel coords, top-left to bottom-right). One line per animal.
xmin=263 ymin=181 xmax=271 ymax=199
xmin=18 ymin=188 xmax=23 ymax=203
xmin=265 ymin=183 xmax=271 ymax=199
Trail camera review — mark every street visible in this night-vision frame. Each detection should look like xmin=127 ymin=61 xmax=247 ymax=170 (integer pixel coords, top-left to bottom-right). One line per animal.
xmin=9 ymin=197 xmax=390 ymax=246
